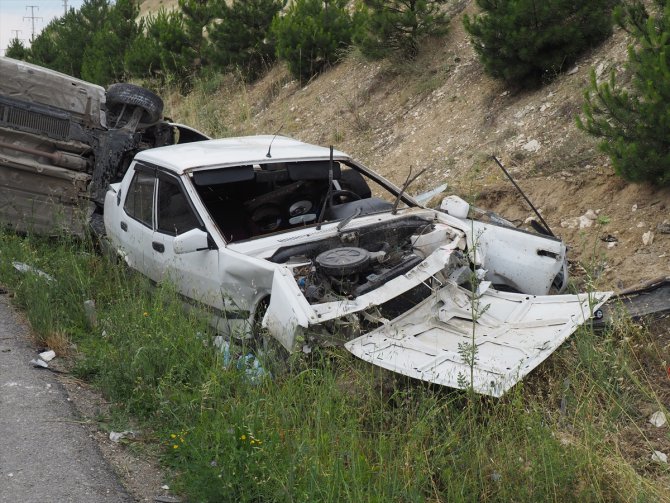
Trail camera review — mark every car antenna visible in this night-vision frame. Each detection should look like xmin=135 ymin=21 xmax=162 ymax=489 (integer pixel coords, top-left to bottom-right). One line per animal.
xmin=392 ymin=165 xmax=426 ymax=215
xmin=491 ymin=155 xmax=555 ymax=237
xmin=266 ymin=124 xmax=284 ymax=158
xmin=316 ymin=146 xmax=335 ymax=230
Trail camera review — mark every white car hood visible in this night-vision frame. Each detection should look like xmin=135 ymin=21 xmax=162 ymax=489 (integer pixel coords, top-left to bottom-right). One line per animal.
xmin=345 ymin=283 xmax=610 ymax=397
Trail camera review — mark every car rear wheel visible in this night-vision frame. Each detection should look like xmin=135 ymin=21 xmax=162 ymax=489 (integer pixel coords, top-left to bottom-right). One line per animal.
xmin=106 ymin=83 xmax=164 ymax=126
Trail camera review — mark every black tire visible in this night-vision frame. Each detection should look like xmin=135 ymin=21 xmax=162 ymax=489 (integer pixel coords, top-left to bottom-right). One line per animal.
xmin=106 ymin=83 xmax=163 ymax=125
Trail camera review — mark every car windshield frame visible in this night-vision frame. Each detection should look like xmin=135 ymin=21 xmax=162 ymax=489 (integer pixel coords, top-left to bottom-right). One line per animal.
xmin=185 ymin=158 xmax=419 ymax=244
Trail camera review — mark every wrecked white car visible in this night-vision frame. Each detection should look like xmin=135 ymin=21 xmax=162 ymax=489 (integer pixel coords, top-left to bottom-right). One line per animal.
xmin=104 ymin=136 xmax=610 ymax=397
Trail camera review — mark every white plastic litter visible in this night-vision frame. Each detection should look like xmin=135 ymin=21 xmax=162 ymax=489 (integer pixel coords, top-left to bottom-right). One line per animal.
xmin=30 ymin=358 xmax=49 ymax=368
xmin=39 ymin=350 xmax=56 ymax=362
xmin=649 ymin=411 xmax=667 ymax=428
xmin=213 ymin=336 xmax=232 ymax=367
xmin=237 ymin=354 xmax=268 ymax=384
xmin=213 ymin=337 xmax=269 ymax=383
xmin=109 ymin=430 xmax=137 ymax=443
xmin=12 ymin=262 xmax=55 ymax=283
xmin=651 ymin=451 xmax=668 ymax=464
xmin=440 ymin=195 xmax=470 ymax=219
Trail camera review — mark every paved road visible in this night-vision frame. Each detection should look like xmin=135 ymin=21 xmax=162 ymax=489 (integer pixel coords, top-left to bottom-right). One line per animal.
xmin=0 ymin=295 xmax=131 ymax=503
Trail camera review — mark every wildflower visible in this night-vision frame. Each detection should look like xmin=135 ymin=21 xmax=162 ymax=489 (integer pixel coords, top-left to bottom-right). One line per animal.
xmin=143 ymin=311 xmax=149 ymax=317
xmin=250 ymin=440 xmax=255 ymax=445
xmin=240 ymin=435 xmax=246 ymax=440
xmin=170 ymin=434 xmax=176 ymax=439
xmin=173 ymin=444 xmax=179 ymax=449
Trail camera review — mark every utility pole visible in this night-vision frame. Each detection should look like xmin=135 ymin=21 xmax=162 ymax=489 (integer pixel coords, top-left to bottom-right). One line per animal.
xmin=24 ymin=6 xmax=43 ymax=43
xmin=10 ymin=30 xmax=22 ymax=41
xmin=62 ymin=0 xmax=69 ymax=16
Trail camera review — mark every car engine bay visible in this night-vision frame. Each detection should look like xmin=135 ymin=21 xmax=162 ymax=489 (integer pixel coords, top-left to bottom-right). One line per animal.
xmin=269 ymin=216 xmax=469 ymax=308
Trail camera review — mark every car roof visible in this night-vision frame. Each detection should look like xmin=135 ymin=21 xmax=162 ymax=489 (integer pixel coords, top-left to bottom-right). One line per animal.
xmin=134 ymin=135 xmax=351 ymax=174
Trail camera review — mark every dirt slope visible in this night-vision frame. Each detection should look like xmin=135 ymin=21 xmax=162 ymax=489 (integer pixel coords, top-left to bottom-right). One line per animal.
xmin=166 ymin=0 xmax=669 ymax=290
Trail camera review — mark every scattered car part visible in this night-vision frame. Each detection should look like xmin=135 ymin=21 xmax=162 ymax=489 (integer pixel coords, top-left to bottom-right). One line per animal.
xmin=593 ymin=276 xmax=670 ymax=328
xmin=492 ymin=155 xmax=554 ymax=237
xmin=346 ymin=284 xmax=610 ymax=397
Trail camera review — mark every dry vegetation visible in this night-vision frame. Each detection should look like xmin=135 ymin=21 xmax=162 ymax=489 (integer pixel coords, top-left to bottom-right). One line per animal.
xmin=163 ymin=0 xmax=669 ymax=290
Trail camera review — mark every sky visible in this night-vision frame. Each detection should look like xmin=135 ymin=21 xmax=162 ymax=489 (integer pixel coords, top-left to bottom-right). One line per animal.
xmin=0 ymin=0 xmax=86 ymax=56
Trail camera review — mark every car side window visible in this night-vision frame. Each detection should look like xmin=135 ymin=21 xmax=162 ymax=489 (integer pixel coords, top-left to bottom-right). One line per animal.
xmin=124 ymin=171 xmax=154 ymax=227
xmin=157 ymin=176 xmax=200 ymax=236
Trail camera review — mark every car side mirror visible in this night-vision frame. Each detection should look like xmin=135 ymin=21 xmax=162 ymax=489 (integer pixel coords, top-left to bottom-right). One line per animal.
xmin=173 ymin=228 xmax=210 ymax=254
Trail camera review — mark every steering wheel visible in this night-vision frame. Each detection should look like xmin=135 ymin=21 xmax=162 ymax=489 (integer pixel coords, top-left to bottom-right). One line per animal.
xmin=329 ymin=189 xmax=362 ymax=206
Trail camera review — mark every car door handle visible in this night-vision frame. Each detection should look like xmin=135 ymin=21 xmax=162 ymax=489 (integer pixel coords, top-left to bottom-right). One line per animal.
xmin=120 ymin=221 xmax=127 ymax=232
xmin=152 ymin=241 xmax=165 ymax=253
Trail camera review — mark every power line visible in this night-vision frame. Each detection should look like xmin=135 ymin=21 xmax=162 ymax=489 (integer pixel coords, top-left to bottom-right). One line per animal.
xmin=23 ymin=5 xmax=43 ymax=42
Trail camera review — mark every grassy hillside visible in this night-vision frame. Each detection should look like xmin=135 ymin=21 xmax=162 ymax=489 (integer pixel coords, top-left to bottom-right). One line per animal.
xmin=162 ymin=0 xmax=669 ymax=291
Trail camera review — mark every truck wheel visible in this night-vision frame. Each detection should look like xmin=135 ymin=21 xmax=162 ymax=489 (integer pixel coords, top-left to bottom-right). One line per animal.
xmin=106 ymin=83 xmax=164 ymax=125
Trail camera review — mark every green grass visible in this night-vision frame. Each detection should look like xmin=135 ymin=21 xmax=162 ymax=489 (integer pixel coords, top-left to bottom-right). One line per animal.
xmin=0 ymin=229 xmax=667 ymax=502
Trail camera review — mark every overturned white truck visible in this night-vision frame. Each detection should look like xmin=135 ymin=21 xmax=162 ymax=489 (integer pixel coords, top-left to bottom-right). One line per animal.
xmin=102 ymin=136 xmax=611 ymax=397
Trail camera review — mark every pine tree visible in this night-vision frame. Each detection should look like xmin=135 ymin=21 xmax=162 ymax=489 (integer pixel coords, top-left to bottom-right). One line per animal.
xmin=5 ymin=38 xmax=29 ymax=60
xmin=125 ymin=9 xmax=192 ymax=85
xmin=578 ymin=1 xmax=670 ymax=186
xmin=463 ymin=0 xmax=616 ymax=87
xmin=354 ymin=0 xmax=450 ymax=60
xmin=28 ymin=0 xmax=110 ymax=78
xmin=179 ymin=0 xmax=215 ymax=68
xmin=272 ymin=0 xmax=354 ymax=82
xmin=81 ymin=0 xmax=141 ymax=85
xmin=28 ymin=18 xmax=72 ymax=72
xmin=206 ymin=0 xmax=286 ymax=80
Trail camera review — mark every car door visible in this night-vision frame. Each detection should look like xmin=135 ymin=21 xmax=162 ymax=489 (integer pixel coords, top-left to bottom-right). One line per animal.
xmin=117 ymin=165 xmax=156 ymax=273
xmin=149 ymin=171 xmax=225 ymax=312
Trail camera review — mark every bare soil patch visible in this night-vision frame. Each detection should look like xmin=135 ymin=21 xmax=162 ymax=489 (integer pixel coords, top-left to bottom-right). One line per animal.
xmin=166 ymin=3 xmax=667 ymax=291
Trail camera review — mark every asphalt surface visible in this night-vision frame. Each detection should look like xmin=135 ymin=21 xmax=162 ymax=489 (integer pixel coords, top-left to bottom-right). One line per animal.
xmin=0 ymin=295 xmax=131 ymax=503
